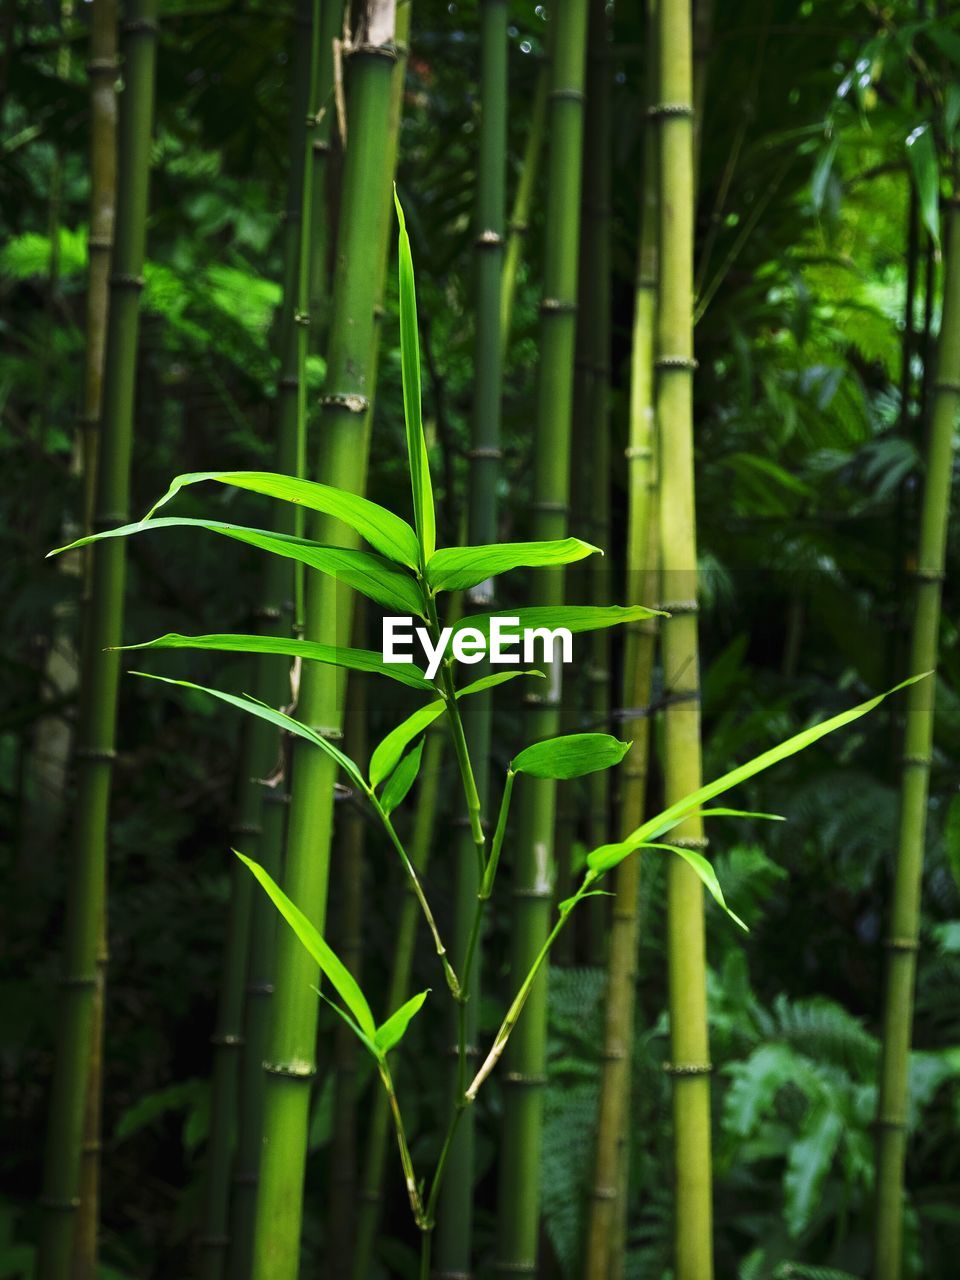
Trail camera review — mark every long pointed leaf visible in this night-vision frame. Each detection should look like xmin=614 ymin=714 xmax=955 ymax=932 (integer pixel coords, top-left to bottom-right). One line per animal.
xmin=426 ymin=538 xmax=601 ymax=593
xmin=512 ymin=733 xmax=632 ymax=780
xmin=144 ymin=470 xmax=420 ymax=567
xmin=51 ymin=518 xmax=425 ymax=617
xmin=235 ymin=850 xmax=376 ymax=1038
xmin=381 ymin=739 xmax=425 ymax=815
xmin=641 ymin=843 xmax=747 ymax=931
xmin=119 ymin=632 xmax=432 ymax=691
xmin=394 ymin=191 xmax=436 ymax=560
xmin=453 ymin=604 xmax=663 ymax=642
xmin=133 ymin=672 xmax=367 ymax=791
xmin=374 ymin=990 xmax=430 ymax=1055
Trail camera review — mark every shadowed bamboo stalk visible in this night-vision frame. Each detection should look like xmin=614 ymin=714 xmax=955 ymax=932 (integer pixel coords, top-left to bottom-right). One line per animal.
xmin=352 ymin=719 xmax=446 ymax=1279
xmin=198 ymin=8 xmax=322 ymax=1277
xmin=433 ymin=0 xmax=506 ymax=1268
xmin=500 ymin=56 xmax=547 ymax=358
xmin=72 ymin=5 xmax=119 ymax=1278
xmin=873 ymin=198 xmax=960 ymax=1280
xmin=655 ymin=2 xmax=713 ymax=1277
xmin=584 ymin=25 xmax=660 ymax=1267
xmin=36 ymin=5 xmax=158 ymax=1277
xmin=249 ymin=3 xmax=403 ymax=1274
xmin=495 ymin=0 xmax=589 ymax=1269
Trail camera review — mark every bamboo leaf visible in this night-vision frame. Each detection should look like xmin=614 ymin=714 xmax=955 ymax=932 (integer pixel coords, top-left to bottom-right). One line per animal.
xmin=425 ymin=538 xmax=601 ymax=592
xmin=906 ymin=123 xmax=940 ymax=248
xmin=699 ymin=808 xmax=785 ymax=821
xmin=454 ymin=604 xmax=663 ymax=642
xmin=51 ymin=518 xmax=425 ymax=617
xmin=642 ymin=843 xmax=747 ymax=931
xmin=512 ymin=733 xmax=631 ymax=780
xmin=118 ymin=632 xmax=433 ymax=690
xmin=142 ymin=470 xmax=421 ymax=567
xmin=373 ymin=990 xmax=430 ymax=1055
xmin=394 ymin=190 xmax=436 ymax=560
xmin=380 ymin=739 xmax=425 ymax=815
xmin=313 ymin=988 xmax=379 ymax=1059
xmin=234 ymin=850 xmax=377 ymax=1038
xmin=369 ymin=670 xmax=543 ymax=788
xmin=133 ymin=672 xmax=367 ymax=792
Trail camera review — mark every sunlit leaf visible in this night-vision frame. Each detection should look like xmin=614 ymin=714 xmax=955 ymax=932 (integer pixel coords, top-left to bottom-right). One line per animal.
xmin=512 ymin=733 xmax=631 ymax=780
xmin=51 ymin=518 xmax=425 ymax=617
xmin=118 ymin=632 xmax=432 ymax=690
xmin=373 ymin=990 xmax=430 ymax=1055
xmin=142 ymin=470 xmax=421 ymax=567
xmin=234 ymin=850 xmax=376 ymax=1038
xmin=381 ymin=739 xmax=425 ymax=815
xmin=426 ymin=538 xmax=601 ymax=593
xmin=454 ymin=604 xmax=664 ymax=643
xmin=906 ymin=123 xmax=940 ymax=248
xmin=394 ymin=191 xmax=436 ymax=561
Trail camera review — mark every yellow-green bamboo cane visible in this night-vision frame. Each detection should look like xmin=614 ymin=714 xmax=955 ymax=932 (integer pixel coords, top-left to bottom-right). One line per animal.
xmin=655 ymin=2 xmax=713 ymax=1277
xmin=495 ymin=0 xmax=589 ymax=1269
xmin=36 ymin=5 xmax=158 ymax=1278
xmin=873 ymin=199 xmax=960 ymax=1280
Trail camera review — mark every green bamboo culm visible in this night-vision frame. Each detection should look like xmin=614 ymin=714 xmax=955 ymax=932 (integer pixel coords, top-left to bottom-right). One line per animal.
xmin=655 ymin=2 xmax=713 ymax=1277
xmin=352 ymin=722 xmax=446 ymax=1280
xmin=197 ymin=8 xmax=323 ymax=1276
xmin=873 ymin=199 xmax=960 ymax=1280
xmin=500 ymin=54 xmax=547 ymax=357
xmin=72 ymin=5 xmax=119 ymax=1277
xmin=249 ymin=4 xmax=402 ymax=1275
xmin=433 ymin=0 xmax=507 ymax=1270
xmin=495 ymin=0 xmax=589 ymax=1270
xmin=584 ymin=18 xmax=660 ymax=1269
xmin=35 ymin=5 xmax=158 ymax=1278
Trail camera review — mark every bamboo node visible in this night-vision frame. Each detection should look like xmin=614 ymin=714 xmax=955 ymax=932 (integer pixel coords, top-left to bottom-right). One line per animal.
xmin=655 ymin=355 xmax=698 ymax=370
xmin=466 ymin=445 xmax=503 ymax=459
xmin=529 ymin=499 xmax=569 ymax=514
xmin=348 ymin=41 xmax=401 ymax=62
xmin=549 ymin=87 xmax=585 ymax=103
xmin=110 ymin=273 xmax=145 ymax=291
xmin=901 ymin=754 xmax=931 ymax=769
xmin=87 ymin=234 xmax=113 ymax=250
xmin=262 ymin=788 xmax=291 ymax=806
xmin=278 ymin=374 xmax=300 ymax=389
xmin=444 ymin=1043 xmax=480 ymax=1058
xmin=508 ymin=219 xmax=529 ymax=236
xmin=503 ymin=1072 xmax=547 ymax=1085
xmin=86 ymin=58 xmax=118 ymax=76
xmin=312 ymin=137 xmax=332 ymax=154
xmin=322 ymin=392 xmax=370 ymax=414
xmin=475 ymin=228 xmax=504 ymax=248
xmin=624 ymin=445 xmax=653 ymax=459
xmin=229 ymin=821 xmax=262 ymax=837
xmin=308 ymin=724 xmax=344 ymax=740
xmin=659 ymin=599 xmax=698 ymax=615
xmin=494 ymin=1262 xmax=537 ymax=1274
xmin=434 ymin=1272 xmax=472 ymax=1280
xmin=601 ymin=1047 xmax=627 ymax=1061
xmin=884 ymin=936 xmax=920 ymax=952
xmin=540 ymin=297 xmax=577 ymax=315
xmin=122 ymin=17 xmax=159 ymax=34
xmin=294 ymin=310 xmax=311 ymax=327
xmin=512 ymin=886 xmax=552 ymax=900
xmin=871 ymin=1115 xmax=908 ymax=1130
xmin=39 ymin=1196 xmax=81 ymax=1211
xmin=670 ymin=835 xmax=709 ymax=851
xmin=59 ymin=974 xmax=97 ymax=989
xmin=663 ymin=1060 xmax=713 ymax=1075
xmin=252 ymin=605 xmax=282 ymax=622
xmin=82 ymin=1139 xmax=103 ymax=1153
xmin=934 ymin=379 xmax=960 ymax=393
xmin=589 ymin=1185 xmax=618 ymax=1200
xmin=247 ymin=981 xmax=274 ymax=995
xmin=264 ymin=1060 xmax=316 ymax=1079
xmin=647 ymin=102 xmax=695 ymax=118
xmin=76 ymin=746 xmax=117 ymax=763
xmin=909 ymin=566 xmax=945 ymax=582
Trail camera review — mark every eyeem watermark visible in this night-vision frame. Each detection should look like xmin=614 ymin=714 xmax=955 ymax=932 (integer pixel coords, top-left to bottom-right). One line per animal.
xmin=383 ymin=616 xmax=573 ymax=681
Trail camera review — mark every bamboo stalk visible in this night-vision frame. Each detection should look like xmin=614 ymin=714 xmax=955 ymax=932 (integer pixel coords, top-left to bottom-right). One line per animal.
xmin=500 ymin=55 xmax=548 ymax=357
xmin=249 ymin=5 xmax=403 ymax=1275
xmin=433 ymin=0 xmax=507 ymax=1269
xmin=352 ymin=720 xmax=446 ymax=1279
xmin=584 ymin=21 xmax=660 ymax=1269
xmin=873 ymin=199 xmax=960 ymax=1280
xmin=71 ymin=5 xmax=119 ymax=1277
xmin=655 ymin=2 xmax=713 ymax=1277
xmin=494 ymin=0 xmax=589 ymax=1269
xmin=36 ymin=5 xmax=158 ymax=1277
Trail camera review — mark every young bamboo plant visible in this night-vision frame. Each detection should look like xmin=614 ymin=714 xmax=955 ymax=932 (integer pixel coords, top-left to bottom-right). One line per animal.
xmin=51 ymin=198 xmax=928 ymax=1277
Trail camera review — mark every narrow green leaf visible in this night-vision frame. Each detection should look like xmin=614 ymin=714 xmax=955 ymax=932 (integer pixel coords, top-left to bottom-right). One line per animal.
xmin=906 ymin=123 xmax=940 ymax=248
xmin=454 ymin=604 xmax=664 ymax=643
xmin=641 ymin=843 xmax=748 ymax=931
xmin=811 ymin=136 xmax=839 ymax=215
xmin=426 ymin=538 xmax=601 ymax=593
xmin=313 ymin=988 xmax=379 ymax=1058
xmin=394 ymin=191 xmax=436 ymax=560
xmin=699 ymin=808 xmax=785 ymax=821
xmin=143 ymin=470 xmax=420 ymax=567
xmin=234 ymin=850 xmax=376 ymax=1037
xmin=51 ymin=518 xmax=425 ymax=617
xmin=133 ymin=672 xmax=367 ymax=792
xmin=557 ymin=889 xmax=613 ymax=913
xmin=381 ymin=739 xmax=425 ymax=816
xmin=373 ymin=990 xmax=430 ymax=1055
xmin=118 ymin=632 xmax=432 ymax=690
xmin=368 ymin=669 xmax=543 ymax=788
xmin=512 ymin=733 xmax=632 ymax=780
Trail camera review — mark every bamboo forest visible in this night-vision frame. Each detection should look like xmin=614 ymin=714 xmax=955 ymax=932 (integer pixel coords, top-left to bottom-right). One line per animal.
xmin=4 ymin=0 xmax=960 ymax=1276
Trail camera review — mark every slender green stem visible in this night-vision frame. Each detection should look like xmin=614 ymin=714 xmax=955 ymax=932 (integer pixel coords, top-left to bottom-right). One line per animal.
xmin=376 ymin=804 xmax=460 ymax=997
xmin=378 ymin=1060 xmax=427 ymax=1228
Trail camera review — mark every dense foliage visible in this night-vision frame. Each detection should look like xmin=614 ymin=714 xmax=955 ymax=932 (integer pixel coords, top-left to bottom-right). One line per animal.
xmin=2 ymin=0 xmax=959 ymax=1277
